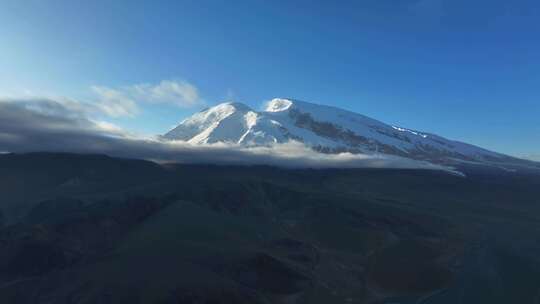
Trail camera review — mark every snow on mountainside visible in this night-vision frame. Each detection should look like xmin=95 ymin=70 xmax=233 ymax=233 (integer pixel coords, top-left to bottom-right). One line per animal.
xmin=164 ymin=98 xmax=527 ymax=166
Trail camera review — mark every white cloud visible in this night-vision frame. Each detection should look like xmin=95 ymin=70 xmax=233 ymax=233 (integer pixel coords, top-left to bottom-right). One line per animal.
xmin=91 ymin=86 xmax=140 ymax=117
xmin=2 ymin=79 xmax=203 ymax=119
xmin=130 ymin=80 xmax=203 ymax=107
xmin=91 ymin=80 xmax=204 ymax=117
xmin=90 ymin=119 xmax=129 ymax=136
xmin=522 ymin=154 xmax=540 ymax=162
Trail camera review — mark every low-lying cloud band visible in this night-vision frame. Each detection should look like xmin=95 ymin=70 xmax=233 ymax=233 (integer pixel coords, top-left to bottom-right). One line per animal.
xmin=0 ymin=98 xmax=451 ymax=170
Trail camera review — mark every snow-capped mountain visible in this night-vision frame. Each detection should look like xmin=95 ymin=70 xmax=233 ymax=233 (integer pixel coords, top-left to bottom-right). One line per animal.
xmin=164 ymin=98 xmax=527 ymax=166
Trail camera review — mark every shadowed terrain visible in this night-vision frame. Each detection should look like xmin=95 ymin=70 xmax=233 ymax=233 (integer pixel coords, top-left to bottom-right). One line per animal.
xmin=0 ymin=153 xmax=539 ymax=303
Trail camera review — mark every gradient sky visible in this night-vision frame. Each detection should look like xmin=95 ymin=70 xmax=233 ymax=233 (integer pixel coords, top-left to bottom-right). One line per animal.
xmin=1 ymin=0 xmax=539 ymax=158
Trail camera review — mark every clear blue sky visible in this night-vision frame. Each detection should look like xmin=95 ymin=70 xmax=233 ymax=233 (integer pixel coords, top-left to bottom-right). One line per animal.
xmin=1 ymin=0 xmax=539 ymax=158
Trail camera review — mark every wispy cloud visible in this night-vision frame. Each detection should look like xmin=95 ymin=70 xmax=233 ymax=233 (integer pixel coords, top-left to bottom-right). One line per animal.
xmin=2 ymin=79 xmax=204 ymax=119
xmin=91 ymin=86 xmax=140 ymax=117
xmin=224 ymin=88 xmax=237 ymax=102
xmin=91 ymin=79 xmax=204 ymax=117
xmin=522 ymin=154 xmax=540 ymax=162
xmin=0 ymin=97 xmax=451 ymax=171
xmin=130 ymin=80 xmax=203 ymax=107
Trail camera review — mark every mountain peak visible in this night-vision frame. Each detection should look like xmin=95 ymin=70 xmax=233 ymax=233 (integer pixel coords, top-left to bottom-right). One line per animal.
xmin=164 ymin=98 xmax=527 ymax=166
xmin=265 ymin=98 xmax=294 ymax=112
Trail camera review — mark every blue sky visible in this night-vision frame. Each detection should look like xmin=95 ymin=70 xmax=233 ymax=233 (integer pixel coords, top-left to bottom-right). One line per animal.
xmin=0 ymin=0 xmax=539 ymax=158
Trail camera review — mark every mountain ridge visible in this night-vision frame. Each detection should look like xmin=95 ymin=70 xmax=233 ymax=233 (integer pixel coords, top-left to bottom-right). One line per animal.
xmin=164 ymin=98 xmax=532 ymax=167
